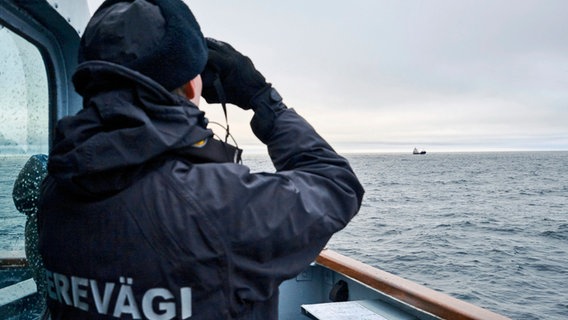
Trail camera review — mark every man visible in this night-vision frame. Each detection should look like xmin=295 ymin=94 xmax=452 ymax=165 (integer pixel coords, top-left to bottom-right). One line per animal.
xmin=39 ymin=0 xmax=364 ymax=319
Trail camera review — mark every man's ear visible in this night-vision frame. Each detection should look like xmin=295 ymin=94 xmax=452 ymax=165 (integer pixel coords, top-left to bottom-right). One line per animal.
xmin=184 ymin=80 xmax=196 ymax=99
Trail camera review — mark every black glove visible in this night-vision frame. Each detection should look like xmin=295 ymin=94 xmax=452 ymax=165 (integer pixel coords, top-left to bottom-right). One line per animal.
xmin=201 ymin=38 xmax=270 ymax=110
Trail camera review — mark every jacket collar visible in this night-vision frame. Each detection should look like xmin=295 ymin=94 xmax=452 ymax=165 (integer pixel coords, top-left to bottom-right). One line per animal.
xmin=48 ymin=61 xmax=213 ymax=195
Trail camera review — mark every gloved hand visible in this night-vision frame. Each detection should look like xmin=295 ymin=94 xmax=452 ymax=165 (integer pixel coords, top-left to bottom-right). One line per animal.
xmin=201 ymin=38 xmax=270 ymax=110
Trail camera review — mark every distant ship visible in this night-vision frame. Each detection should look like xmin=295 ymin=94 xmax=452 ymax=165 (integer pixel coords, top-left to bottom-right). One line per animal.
xmin=413 ymin=147 xmax=427 ymax=155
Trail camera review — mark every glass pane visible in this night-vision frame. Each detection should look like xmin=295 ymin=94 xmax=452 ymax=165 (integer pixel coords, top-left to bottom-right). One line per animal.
xmin=0 ymin=24 xmax=49 ymax=255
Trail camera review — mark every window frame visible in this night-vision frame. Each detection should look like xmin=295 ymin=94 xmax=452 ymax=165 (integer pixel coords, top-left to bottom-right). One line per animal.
xmin=0 ymin=0 xmax=82 ymax=148
xmin=0 ymin=1 xmax=82 ymax=266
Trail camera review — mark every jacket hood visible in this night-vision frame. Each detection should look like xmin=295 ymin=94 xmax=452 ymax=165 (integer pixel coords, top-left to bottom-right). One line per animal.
xmin=48 ymin=61 xmax=212 ymax=195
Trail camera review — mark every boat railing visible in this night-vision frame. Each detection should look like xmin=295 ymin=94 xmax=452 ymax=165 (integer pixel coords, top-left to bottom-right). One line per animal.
xmin=0 ymin=257 xmax=27 ymax=269
xmin=0 ymin=254 xmax=38 ymax=318
xmin=316 ymin=249 xmax=510 ymax=320
xmin=1 ymin=251 xmax=510 ymax=320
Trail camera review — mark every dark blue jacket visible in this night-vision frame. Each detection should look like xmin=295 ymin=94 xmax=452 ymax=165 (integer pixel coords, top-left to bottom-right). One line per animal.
xmin=39 ymin=61 xmax=364 ymax=319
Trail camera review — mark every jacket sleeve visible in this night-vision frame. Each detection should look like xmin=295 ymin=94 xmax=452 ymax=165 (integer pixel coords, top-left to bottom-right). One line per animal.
xmin=209 ymin=107 xmax=365 ymax=301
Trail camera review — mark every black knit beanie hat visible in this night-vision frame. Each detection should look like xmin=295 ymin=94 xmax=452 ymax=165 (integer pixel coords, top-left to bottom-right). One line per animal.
xmin=78 ymin=0 xmax=207 ymax=91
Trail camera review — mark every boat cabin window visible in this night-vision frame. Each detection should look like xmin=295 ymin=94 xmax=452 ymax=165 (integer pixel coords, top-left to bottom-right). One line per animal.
xmin=0 ymin=24 xmax=49 ymax=255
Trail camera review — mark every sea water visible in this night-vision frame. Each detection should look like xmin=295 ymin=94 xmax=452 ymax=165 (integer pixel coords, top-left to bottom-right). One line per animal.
xmin=243 ymin=151 xmax=568 ymax=320
xmin=0 ymin=155 xmax=31 ymax=253
xmin=338 ymin=152 xmax=568 ymax=320
xmin=1 ymin=152 xmax=567 ymax=319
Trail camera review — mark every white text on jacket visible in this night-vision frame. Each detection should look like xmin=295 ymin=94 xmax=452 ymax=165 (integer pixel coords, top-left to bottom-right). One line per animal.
xmin=45 ymin=269 xmax=192 ymax=319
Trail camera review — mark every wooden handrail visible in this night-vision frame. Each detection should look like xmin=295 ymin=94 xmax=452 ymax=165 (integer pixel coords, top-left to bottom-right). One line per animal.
xmin=316 ymin=249 xmax=510 ymax=320
xmin=2 ymin=250 xmax=510 ymax=319
xmin=0 ymin=257 xmax=27 ymax=268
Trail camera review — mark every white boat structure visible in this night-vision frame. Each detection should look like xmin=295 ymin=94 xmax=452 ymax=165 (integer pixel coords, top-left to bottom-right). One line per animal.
xmin=0 ymin=0 xmax=508 ymax=319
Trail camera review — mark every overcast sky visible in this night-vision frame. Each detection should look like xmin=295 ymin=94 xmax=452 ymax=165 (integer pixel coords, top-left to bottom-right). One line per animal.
xmin=88 ymin=0 xmax=568 ymax=153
